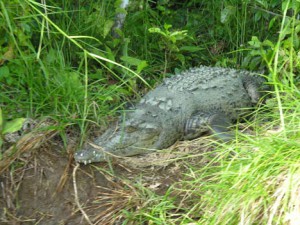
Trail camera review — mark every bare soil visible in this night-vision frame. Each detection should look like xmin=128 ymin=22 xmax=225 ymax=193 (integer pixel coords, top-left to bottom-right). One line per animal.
xmin=0 ymin=124 xmax=213 ymax=225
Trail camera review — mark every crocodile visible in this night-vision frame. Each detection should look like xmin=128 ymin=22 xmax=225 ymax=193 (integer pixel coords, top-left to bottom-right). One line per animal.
xmin=75 ymin=66 xmax=267 ymax=164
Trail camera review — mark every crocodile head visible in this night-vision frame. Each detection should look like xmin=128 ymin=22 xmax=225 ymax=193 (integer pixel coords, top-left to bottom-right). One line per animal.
xmin=74 ymin=112 xmax=162 ymax=164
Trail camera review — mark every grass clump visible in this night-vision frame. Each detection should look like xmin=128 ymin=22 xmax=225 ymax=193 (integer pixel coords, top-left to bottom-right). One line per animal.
xmin=165 ymin=2 xmax=300 ymax=223
xmin=113 ymin=1 xmax=300 ymax=224
xmin=177 ymin=103 xmax=300 ymax=224
xmin=1 ymin=0 xmax=300 ymax=224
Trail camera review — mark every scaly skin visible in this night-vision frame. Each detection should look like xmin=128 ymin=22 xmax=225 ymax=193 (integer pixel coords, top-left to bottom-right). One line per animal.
xmin=75 ymin=66 xmax=267 ymax=164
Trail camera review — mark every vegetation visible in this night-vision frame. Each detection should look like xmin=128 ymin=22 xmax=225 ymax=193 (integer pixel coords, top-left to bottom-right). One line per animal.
xmin=1 ymin=0 xmax=300 ymax=224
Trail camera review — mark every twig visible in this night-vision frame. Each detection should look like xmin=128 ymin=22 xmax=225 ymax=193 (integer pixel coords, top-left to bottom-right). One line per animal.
xmin=72 ymin=163 xmax=93 ymax=225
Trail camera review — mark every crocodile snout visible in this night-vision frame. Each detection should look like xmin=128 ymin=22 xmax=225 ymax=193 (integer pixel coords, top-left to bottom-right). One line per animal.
xmin=74 ymin=147 xmax=106 ymax=164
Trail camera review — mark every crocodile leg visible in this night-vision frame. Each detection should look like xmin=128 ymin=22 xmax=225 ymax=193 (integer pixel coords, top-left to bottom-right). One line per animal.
xmin=184 ymin=112 xmax=234 ymax=141
xmin=242 ymin=75 xmax=265 ymax=104
xmin=184 ymin=112 xmax=211 ymax=140
xmin=209 ymin=113 xmax=234 ymax=141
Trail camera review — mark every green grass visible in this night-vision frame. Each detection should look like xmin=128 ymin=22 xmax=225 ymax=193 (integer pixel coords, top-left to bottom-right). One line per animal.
xmin=176 ymin=96 xmax=300 ymax=224
xmin=1 ymin=0 xmax=300 ymax=224
xmin=133 ymin=2 xmax=300 ymax=224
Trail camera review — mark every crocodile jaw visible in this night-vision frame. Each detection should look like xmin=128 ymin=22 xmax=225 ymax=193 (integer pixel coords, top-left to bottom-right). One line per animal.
xmin=75 ymin=126 xmax=161 ymax=164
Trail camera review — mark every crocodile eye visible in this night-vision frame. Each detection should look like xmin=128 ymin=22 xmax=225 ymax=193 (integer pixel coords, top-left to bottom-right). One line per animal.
xmin=125 ymin=125 xmax=137 ymax=133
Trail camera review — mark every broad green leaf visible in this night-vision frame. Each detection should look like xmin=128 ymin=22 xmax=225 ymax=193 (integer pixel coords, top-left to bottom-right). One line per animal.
xmin=0 ymin=66 xmax=9 ymax=81
xmin=293 ymin=33 xmax=299 ymax=49
xmin=0 ymin=108 xmax=2 ymax=129
xmin=121 ymin=56 xmax=148 ymax=73
xmin=103 ymin=20 xmax=114 ymax=38
xmin=164 ymin=24 xmax=172 ymax=30
xmin=121 ymin=56 xmax=144 ymax=66
xmin=148 ymin=27 xmax=161 ymax=33
xmin=221 ymin=5 xmax=235 ymax=24
xmin=3 ymin=118 xmax=25 ymax=134
xmin=137 ymin=60 xmax=148 ymax=73
xmin=248 ymin=36 xmax=261 ymax=48
xmin=170 ymin=30 xmax=188 ymax=41
xmin=176 ymin=53 xmax=185 ymax=65
xmin=115 ymin=8 xmax=127 ymax=14
xmin=148 ymin=28 xmax=167 ymax=37
xmin=180 ymin=46 xmax=204 ymax=52
xmin=269 ymin=17 xmax=277 ymax=30
xmin=262 ymin=39 xmax=274 ymax=47
xmin=254 ymin=12 xmax=262 ymax=22
xmin=295 ymin=24 xmax=300 ymax=33
xmin=282 ymin=0 xmax=291 ymax=11
xmin=257 ymin=0 xmax=269 ymax=8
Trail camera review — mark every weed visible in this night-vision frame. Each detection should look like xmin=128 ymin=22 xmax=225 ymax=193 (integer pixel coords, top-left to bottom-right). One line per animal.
xmin=0 ymin=108 xmax=25 ymax=151
xmin=1 ymin=0 xmax=300 ymax=224
xmin=165 ymin=1 xmax=300 ymax=224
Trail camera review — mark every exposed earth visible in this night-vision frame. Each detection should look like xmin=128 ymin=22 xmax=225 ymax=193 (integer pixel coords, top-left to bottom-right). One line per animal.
xmin=0 ymin=120 xmax=215 ymax=225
